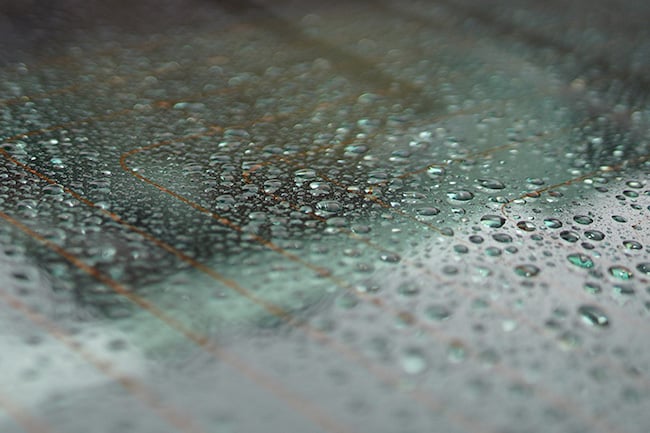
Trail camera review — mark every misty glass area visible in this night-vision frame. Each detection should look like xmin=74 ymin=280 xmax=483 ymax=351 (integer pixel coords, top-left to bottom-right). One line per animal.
xmin=0 ymin=1 xmax=649 ymax=433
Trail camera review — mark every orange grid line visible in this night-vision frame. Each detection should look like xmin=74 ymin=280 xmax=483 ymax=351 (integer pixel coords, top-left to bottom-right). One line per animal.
xmin=0 ymin=210 xmax=355 ymax=433
xmin=0 ymin=392 xmax=52 ymax=433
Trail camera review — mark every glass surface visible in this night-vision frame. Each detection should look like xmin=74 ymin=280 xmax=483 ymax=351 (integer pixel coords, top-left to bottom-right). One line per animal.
xmin=0 ymin=1 xmax=649 ymax=432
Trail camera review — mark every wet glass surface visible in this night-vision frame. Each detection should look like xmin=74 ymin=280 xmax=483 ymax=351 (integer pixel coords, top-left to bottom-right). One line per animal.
xmin=1 ymin=1 xmax=649 ymax=432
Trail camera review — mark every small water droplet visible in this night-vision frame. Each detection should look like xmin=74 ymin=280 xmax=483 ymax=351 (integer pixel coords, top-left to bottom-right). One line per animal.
xmin=584 ymin=230 xmax=605 ymax=241
xmin=492 ymin=233 xmax=512 ymax=243
xmin=453 ymin=244 xmax=468 ymax=254
xmin=584 ymin=282 xmax=602 ymax=294
xmin=635 ymin=263 xmax=650 ymax=275
xmin=544 ymin=218 xmax=563 ymax=229
xmin=425 ymin=305 xmax=452 ymax=321
xmin=567 ymin=253 xmax=594 ymax=269
xmin=578 ymin=305 xmax=609 ymax=327
xmin=477 ymin=178 xmax=505 ymax=190
xmin=623 ymin=240 xmax=643 ymax=250
xmin=573 ymin=215 xmax=593 ymax=225
xmin=401 ymin=348 xmax=428 ymax=374
xmin=560 ymin=230 xmax=580 ymax=243
xmin=480 ymin=214 xmax=506 ymax=228
xmin=516 ymin=221 xmax=536 ymax=232
xmin=447 ymin=190 xmax=474 ymax=201
xmin=514 ymin=264 xmax=540 ymax=277
xmin=416 ymin=207 xmax=440 ymax=216
xmin=608 ymin=266 xmax=633 ymax=280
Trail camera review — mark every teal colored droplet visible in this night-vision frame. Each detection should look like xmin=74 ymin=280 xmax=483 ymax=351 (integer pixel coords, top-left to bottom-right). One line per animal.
xmin=567 ymin=253 xmax=594 ymax=269
xmin=608 ymin=266 xmax=633 ymax=280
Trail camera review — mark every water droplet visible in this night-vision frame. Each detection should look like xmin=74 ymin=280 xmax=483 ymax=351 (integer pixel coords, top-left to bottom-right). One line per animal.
xmin=623 ymin=240 xmax=643 ymax=250
xmin=492 ymin=233 xmax=512 ymax=243
xmin=514 ymin=264 xmax=540 ymax=277
xmin=485 ymin=247 xmax=502 ymax=257
xmin=573 ymin=215 xmax=593 ymax=225
xmin=427 ymin=166 xmax=446 ymax=177
xmin=447 ymin=190 xmax=474 ymax=201
xmin=608 ymin=266 xmax=633 ymax=280
xmin=425 ymin=304 xmax=452 ymax=321
xmin=480 ymin=214 xmax=506 ymax=228
xmin=612 ymin=215 xmax=627 ymax=223
xmin=584 ymin=282 xmax=602 ymax=294
xmin=567 ymin=253 xmax=594 ymax=269
xmin=397 ymin=284 xmax=420 ymax=297
xmin=401 ymin=348 xmax=428 ymax=374
xmin=416 ymin=207 xmax=440 ymax=216
xmin=379 ymin=253 xmax=401 ymax=263
xmin=626 ymin=180 xmax=643 ymax=188
xmin=453 ymin=244 xmax=468 ymax=254
xmin=636 ymin=263 xmax=650 ymax=275
xmin=477 ymin=178 xmax=505 ymax=190
xmin=584 ymin=230 xmax=605 ymax=241
xmin=544 ymin=218 xmax=563 ymax=229
xmin=577 ymin=305 xmax=609 ymax=327
xmin=469 ymin=235 xmax=484 ymax=244
xmin=516 ymin=221 xmax=536 ymax=232
xmin=316 ymin=200 xmax=342 ymax=213
xmin=560 ymin=230 xmax=580 ymax=243
xmin=447 ymin=340 xmax=467 ymax=363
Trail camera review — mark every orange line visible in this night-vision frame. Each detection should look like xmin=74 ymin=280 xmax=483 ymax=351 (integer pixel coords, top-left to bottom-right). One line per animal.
xmin=0 ymin=393 xmax=52 ymax=433
xmin=0 ymin=210 xmax=355 ymax=433
xmin=0 ymin=287 xmax=207 ymax=433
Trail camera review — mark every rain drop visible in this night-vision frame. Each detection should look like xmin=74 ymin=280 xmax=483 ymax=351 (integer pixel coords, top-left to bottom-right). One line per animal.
xmin=577 ymin=305 xmax=609 ymax=327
